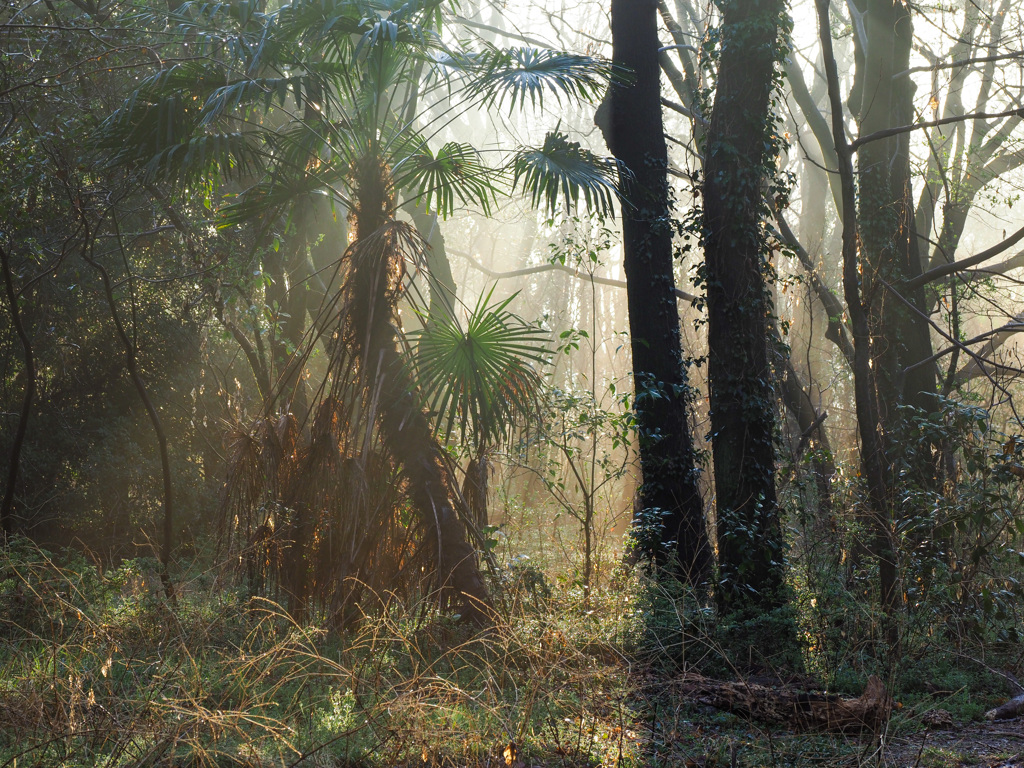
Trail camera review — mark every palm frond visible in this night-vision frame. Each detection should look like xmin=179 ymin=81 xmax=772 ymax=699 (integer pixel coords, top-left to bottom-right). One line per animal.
xmin=470 ymin=47 xmax=613 ymax=111
xmin=511 ymin=131 xmax=621 ymax=217
xmin=274 ymin=0 xmax=365 ymax=42
xmin=410 ymin=288 xmax=550 ymax=448
xmin=148 ymin=132 xmax=267 ymax=184
xmin=217 ymin=165 xmax=351 ymax=227
xmin=392 ymin=141 xmax=499 ymax=218
xmin=197 ymin=74 xmax=322 ymax=126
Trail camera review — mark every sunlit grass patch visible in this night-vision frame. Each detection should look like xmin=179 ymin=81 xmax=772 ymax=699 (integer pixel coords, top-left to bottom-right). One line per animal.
xmin=0 ymin=542 xmax=649 ymax=767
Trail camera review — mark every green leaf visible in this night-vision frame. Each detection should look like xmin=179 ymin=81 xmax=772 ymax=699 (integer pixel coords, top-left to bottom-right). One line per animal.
xmin=409 ymin=287 xmax=550 ymax=447
xmin=470 ymin=47 xmax=613 ymax=111
xmin=511 ymin=132 xmax=621 ymax=216
xmin=393 ymin=141 xmax=498 ymax=218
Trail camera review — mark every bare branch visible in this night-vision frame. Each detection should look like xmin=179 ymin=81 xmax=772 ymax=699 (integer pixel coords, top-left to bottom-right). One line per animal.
xmin=894 ymin=51 xmax=1024 ymax=79
xmin=904 ymin=222 xmax=1024 ymax=291
xmin=450 ymin=247 xmax=700 ymax=303
xmin=850 ymin=107 xmax=1024 ymax=152
xmin=771 ymin=211 xmax=855 ymax=368
xmin=661 ymin=96 xmax=707 ymax=126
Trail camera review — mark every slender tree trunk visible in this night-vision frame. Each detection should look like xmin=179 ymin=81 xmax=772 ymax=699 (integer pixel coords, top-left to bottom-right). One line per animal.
xmin=408 ymin=208 xmax=457 ymax=327
xmin=817 ymin=0 xmax=899 ymax=648
xmin=1 ymin=244 xmax=35 ymax=537
xmin=781 ymin=357 xmax=835 ymax=516
xmin=854 ymin=0 xmax=936 ymax=448
xmin=605 ymin=0 xmax=711 ymax=586
xmin=702 ymin=0 xmax=788 ymax=615
xmin=851 ymin=0 xmax=933 ymax=641
xmin=82 ymin=232 xmax=175 ymax=600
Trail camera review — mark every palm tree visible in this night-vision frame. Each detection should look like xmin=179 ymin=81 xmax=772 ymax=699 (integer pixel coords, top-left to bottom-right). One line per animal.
xmin=100 ymin=0 xmax=617 ymax=622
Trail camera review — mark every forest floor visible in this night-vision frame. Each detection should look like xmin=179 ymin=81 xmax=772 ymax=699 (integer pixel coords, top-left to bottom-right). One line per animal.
xmin=2 ymin=542 xmax=1024 ymax=767
xmin=886 ymin=720 xmax=1024 ymax=767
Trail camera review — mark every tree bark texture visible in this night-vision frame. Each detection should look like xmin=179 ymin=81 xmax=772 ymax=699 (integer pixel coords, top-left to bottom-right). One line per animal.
xmin=606 ymin=0 xmax=711 ymax=585
xmin=816 ymin=0 xmax=899 ymax=646
xmin=702 ymin=0 xmax=787 ymax=613
xmin=852 ymin=0 xmax=936 ymax=439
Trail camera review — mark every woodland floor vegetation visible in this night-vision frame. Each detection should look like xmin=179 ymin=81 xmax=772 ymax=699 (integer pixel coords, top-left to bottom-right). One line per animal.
xmin=3 ymin=521 xmax=1024 ymax=768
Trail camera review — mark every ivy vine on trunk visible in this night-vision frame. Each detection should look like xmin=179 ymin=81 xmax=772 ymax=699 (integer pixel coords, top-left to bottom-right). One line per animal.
xmin=701 ymin=0 xmax=796 ymax=649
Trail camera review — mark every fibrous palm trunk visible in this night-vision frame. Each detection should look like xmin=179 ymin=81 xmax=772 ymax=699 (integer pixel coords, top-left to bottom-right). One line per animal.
xmin=344 ymin=154 xmax=491 ymax=623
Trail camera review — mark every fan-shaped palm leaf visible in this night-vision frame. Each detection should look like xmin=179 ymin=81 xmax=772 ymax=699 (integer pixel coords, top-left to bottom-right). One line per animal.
xmin=393 ymin=141 xmax=498 ymax=218
xmin=511 ymin=131 xmax=621 ymax=217
xmin=469 ymin=47 xmax=613 ymax=111
xmin=411 ymin=288 xmax=550 ymax=448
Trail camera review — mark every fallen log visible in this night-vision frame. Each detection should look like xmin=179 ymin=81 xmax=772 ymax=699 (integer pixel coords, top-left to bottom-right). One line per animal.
xmin=678 ymin=674 xmax=892 ymax=732
xmin=986 ymin=693 xmax=1024 ymax=721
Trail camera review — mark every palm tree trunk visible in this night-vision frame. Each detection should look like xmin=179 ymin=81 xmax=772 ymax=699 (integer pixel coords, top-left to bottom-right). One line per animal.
xmin=347 ymin=154 xmax=491 ymax=623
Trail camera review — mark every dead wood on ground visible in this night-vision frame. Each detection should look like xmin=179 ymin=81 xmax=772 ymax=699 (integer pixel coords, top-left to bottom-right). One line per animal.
xmin=679 ymin=673 xmax=892 ymax=732
xmin=986 ymin=694 xmax=1024 ymax=721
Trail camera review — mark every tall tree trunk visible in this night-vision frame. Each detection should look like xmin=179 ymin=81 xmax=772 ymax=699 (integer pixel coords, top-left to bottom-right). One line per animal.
xmin=604 ymin=0 xmax=711 ymax=586
xmin=702 ymin=0 xmax=788 ymax=615
xmin=1 ymin=244 xmax=34 ymax=537
xmin=346 ymin=154 xmax=491 ymax=623
xmin=850 ymin=0 xmax=935 ymax=641
xmin=817 ymin=0 xmax=899 ymax=648
xmin=408 ymin=208 xmax=457 ymax=328
xmin=853 ymin=0 xmax=936 ymax=450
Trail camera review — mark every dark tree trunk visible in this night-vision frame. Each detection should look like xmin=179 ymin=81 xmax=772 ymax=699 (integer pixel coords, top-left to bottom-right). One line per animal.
xmin=605 ymin=0 xmax=711 ymax=586
xmin=1 ymin=244 xmax=35 ymax=537
xmin=854 ymin=0 xmax=935 ymax=432
xmin=781 ymin=357 xmax=835 ymax=519
xmin=462 ymin=454 xmax=489 ymax=532
xmin=850 ymin=0 xmax=933 ymax=642
xmin=702 ymin=0 xmax=787 ymax=614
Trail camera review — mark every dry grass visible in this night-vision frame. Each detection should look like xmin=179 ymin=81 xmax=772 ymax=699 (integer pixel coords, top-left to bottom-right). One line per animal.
xmin=2 ymin=541 xmax=1010 ymax=768
xmin=0 ymin=543 xmax=648 ymax=768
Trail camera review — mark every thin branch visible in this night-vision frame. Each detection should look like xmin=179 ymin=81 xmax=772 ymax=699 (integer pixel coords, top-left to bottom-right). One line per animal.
xmin=450 ymin=15 xmax=550 ymax=48
xmin=894 ymin=51 xmax=1024 ymax=79
xmin=881 ymin=279 xmax=1024 ymax=409
xmin=850 ymin=107 xmax=1024 ymax=152
xmin=903 ymin=315 xmax=1024 ymax=377
xmin=450 ymin=247 xmax=700 ymax=303
xmin=659 ymin=43 xmax=699 ymax=54
xmin=904 ymin=222 xmax=1024 ymax=291
xmin=771 ymin=211 xmax=855 ymax=368
xmin=661 ymin=96 xmax=708 ymax=126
